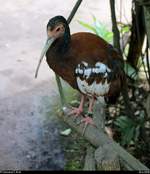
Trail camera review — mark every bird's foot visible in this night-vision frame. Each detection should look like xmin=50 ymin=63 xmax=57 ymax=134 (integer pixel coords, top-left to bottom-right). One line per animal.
xmin=77 ymin=114 xmax=95 ymax=136
xmin=67 ymin=107 xmax=83 ymax=121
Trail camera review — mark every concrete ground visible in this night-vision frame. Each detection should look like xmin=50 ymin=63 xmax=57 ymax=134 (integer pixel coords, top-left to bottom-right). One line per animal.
xmin=0 ymin=0 xmax=131 ymax=170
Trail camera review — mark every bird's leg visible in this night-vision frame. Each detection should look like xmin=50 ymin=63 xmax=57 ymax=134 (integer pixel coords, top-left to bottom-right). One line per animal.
xmin=77 ymin=97 xmax=96 ymax=135
xmin=68 ymin=95 xmax=85 ymax=119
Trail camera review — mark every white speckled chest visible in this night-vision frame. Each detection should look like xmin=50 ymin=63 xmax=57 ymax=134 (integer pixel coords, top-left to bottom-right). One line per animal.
xmin=75 ymin=61 xmax=111 ymax=97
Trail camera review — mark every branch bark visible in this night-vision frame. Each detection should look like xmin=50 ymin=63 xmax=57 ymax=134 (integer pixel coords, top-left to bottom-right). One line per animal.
xmin=67 ymin=0 xmax=83 ymax=24
xmin=109 ymin=0 xmax=121 ymax=54
xmin=83 ymin=146 xmax=96 ymax=171
xmin=109 ymin=0 xmax=134 ymax=119
xmin=95 ymin=145 xmax=120 ymax=170
xmin=143 ymin=1 xmax=150 ymax=47
xmin=127 ymin=0 xmax=145 ymax=69
xmin=93 ymin=99 xmax=106 ymax=131
xmin=58 ymin=106 xmax=149 ymax=171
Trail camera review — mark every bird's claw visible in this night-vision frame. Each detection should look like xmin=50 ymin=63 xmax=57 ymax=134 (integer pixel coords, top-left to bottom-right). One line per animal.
xmin=67 ymin=106 xmax=83 ymax=122
xmin=77 ymin=116 xmax=95 ymax=136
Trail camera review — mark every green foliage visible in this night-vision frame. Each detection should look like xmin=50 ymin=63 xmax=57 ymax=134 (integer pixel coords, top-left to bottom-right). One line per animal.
xmin=65 ymin=159 xmax=81 ymax=170
xmin=114 ymin=115 xmax=145 ymax=146
xmin=63 ymin=131 xmax=88 ymax=171
xmin=118 ymin=23 xmax=130 ymax=35
xmin=78 ymin=15 xmax=113 ymax=43
xmin=114 ymin=116 xmax=135 ymax=145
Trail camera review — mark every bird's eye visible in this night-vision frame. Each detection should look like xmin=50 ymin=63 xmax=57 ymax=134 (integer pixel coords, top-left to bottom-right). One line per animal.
xmin=56 ymin=28 xmax=60 ymax=32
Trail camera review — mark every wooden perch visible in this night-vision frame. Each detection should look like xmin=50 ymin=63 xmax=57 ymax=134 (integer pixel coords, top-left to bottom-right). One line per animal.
xmin=57 ymin=105 xmax=149 ymax=171
xmin=93 ymin=99 xmax=106 ymax=131
xmin=83 ymin=146 xmax=96 ymax=171
xmin=95 ymin=145 xmax=120 ymax=171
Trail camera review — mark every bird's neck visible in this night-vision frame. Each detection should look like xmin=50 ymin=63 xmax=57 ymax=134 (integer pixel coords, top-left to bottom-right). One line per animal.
xmin=53 ymin=26 xmax=71 ymax=54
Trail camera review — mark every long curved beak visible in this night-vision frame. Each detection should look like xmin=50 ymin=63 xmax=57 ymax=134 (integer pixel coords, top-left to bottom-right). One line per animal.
xmin=35 ymin=37 xmax=55 ymax=78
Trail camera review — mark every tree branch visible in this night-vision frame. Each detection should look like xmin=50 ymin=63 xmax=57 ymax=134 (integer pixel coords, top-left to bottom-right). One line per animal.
xmin=83 ymin=146 xmax=96 ymax=170
xmin=109 ymin=0 xmax=134 ymax=119
xmin=109 ymin=0 xmax=121 ymax=54
xmin=143 ymin=1 xmax=150 ymax=47
xmin=127 ymin=0 xmax=145 ymax=68
xmin=57 ymin=106 xmax=149 ymax=171
xmin=67 ymin=0 xmax=83 ymax=24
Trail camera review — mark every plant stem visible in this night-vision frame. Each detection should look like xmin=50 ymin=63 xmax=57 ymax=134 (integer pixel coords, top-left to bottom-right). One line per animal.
xmin=109 ymin=0 xmax=121 ymax=54
xmin=109 ymin=0 xmax=134 ymax=119
xmin=127 ymin=1 xmax=145 ymax=69
xmin=146 ymin=40 xmax=150 ymax=87
xmin=55 ymin=75 xmax=65 ymax=107
xmin=67 ymin=0 xmax=83 ymax=24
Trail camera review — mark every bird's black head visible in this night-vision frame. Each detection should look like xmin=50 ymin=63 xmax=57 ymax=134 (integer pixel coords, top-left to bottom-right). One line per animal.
xmin=35 ymin=16 xmax=70 ymax=78
xmin=47 ymin=15 xmax=68 ymax=32
xmin=46 ymin=16 xmax=70 ymax=52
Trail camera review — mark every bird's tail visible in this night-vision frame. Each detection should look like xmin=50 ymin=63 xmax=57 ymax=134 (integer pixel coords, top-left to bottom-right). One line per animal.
xmin=104 ymin=92 xmax=120 ymax=104
xmin=105 ymin=64 xmax=126 ymax=105
xmin=105 ymin=44 xmax=126 ymax=104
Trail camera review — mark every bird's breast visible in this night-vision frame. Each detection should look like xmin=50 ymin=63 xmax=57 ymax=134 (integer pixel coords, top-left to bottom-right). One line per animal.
xmin=75 ymin=61 xmax=111 ymax=97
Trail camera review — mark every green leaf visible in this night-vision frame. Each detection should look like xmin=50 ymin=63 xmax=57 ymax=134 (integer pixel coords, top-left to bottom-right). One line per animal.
xmin=60 ymin=128 xmax=72 ymax=136
xmin=122 ymin=127 xmax=135 ymax=146
xmin=114 ymin=116 xmax=137 ymax=146
xmin=114 ymin=116 xmax=135 ymax=135
xmin=106 ymin=32 xmax=113 ymax=39
xmin=115 ymin=116 xmax=133 ymax=126
xmin=78 ymin=16 xmax=113 ymax=43
xmin=92 ymin=14 xmax=96 ymax=23
xmin=78 ymin=20 xmax=98 ymax=34
xmin=114 ymin=118 xmax=129 ymax=129
xmin=120 ymin=26 xmax=130 ymax=34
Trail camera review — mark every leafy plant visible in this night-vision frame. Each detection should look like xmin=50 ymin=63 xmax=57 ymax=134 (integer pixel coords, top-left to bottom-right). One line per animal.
xmin=118 ymin=23 xmax=130 ymax=35
xmin=114 ymin=116 xmax=135 ymax=145
xmin=78 ymin=15 xmax=113 ymax=43
xmin=114 ymin=115 xmax=144 ymax=146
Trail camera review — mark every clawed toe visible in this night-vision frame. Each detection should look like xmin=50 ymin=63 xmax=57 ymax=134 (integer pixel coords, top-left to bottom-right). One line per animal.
xmin=77 ymin=116 xmax=95 ymax=136
xmin=67 ymin=107 xmax=83 ymax=121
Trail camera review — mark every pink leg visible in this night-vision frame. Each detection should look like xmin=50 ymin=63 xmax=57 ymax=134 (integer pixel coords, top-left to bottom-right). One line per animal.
xmin=88 ymin=97 xmax=95 ymax=114
xmin=78 ymin=97 xmax=96 ymax=135
xmin=68 ymin=95 xmax=85 ymax=117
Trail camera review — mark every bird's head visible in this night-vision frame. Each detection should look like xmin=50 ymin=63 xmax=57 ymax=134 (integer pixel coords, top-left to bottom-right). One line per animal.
xmin=35 ymin=16 xmax=70 ymax=78
xmin=47 ymin=15 xmax=68 ymax=40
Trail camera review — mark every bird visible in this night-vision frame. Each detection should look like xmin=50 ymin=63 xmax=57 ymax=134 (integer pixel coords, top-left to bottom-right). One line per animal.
xmin=35 ymin=15 xmax=125 ymax=132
